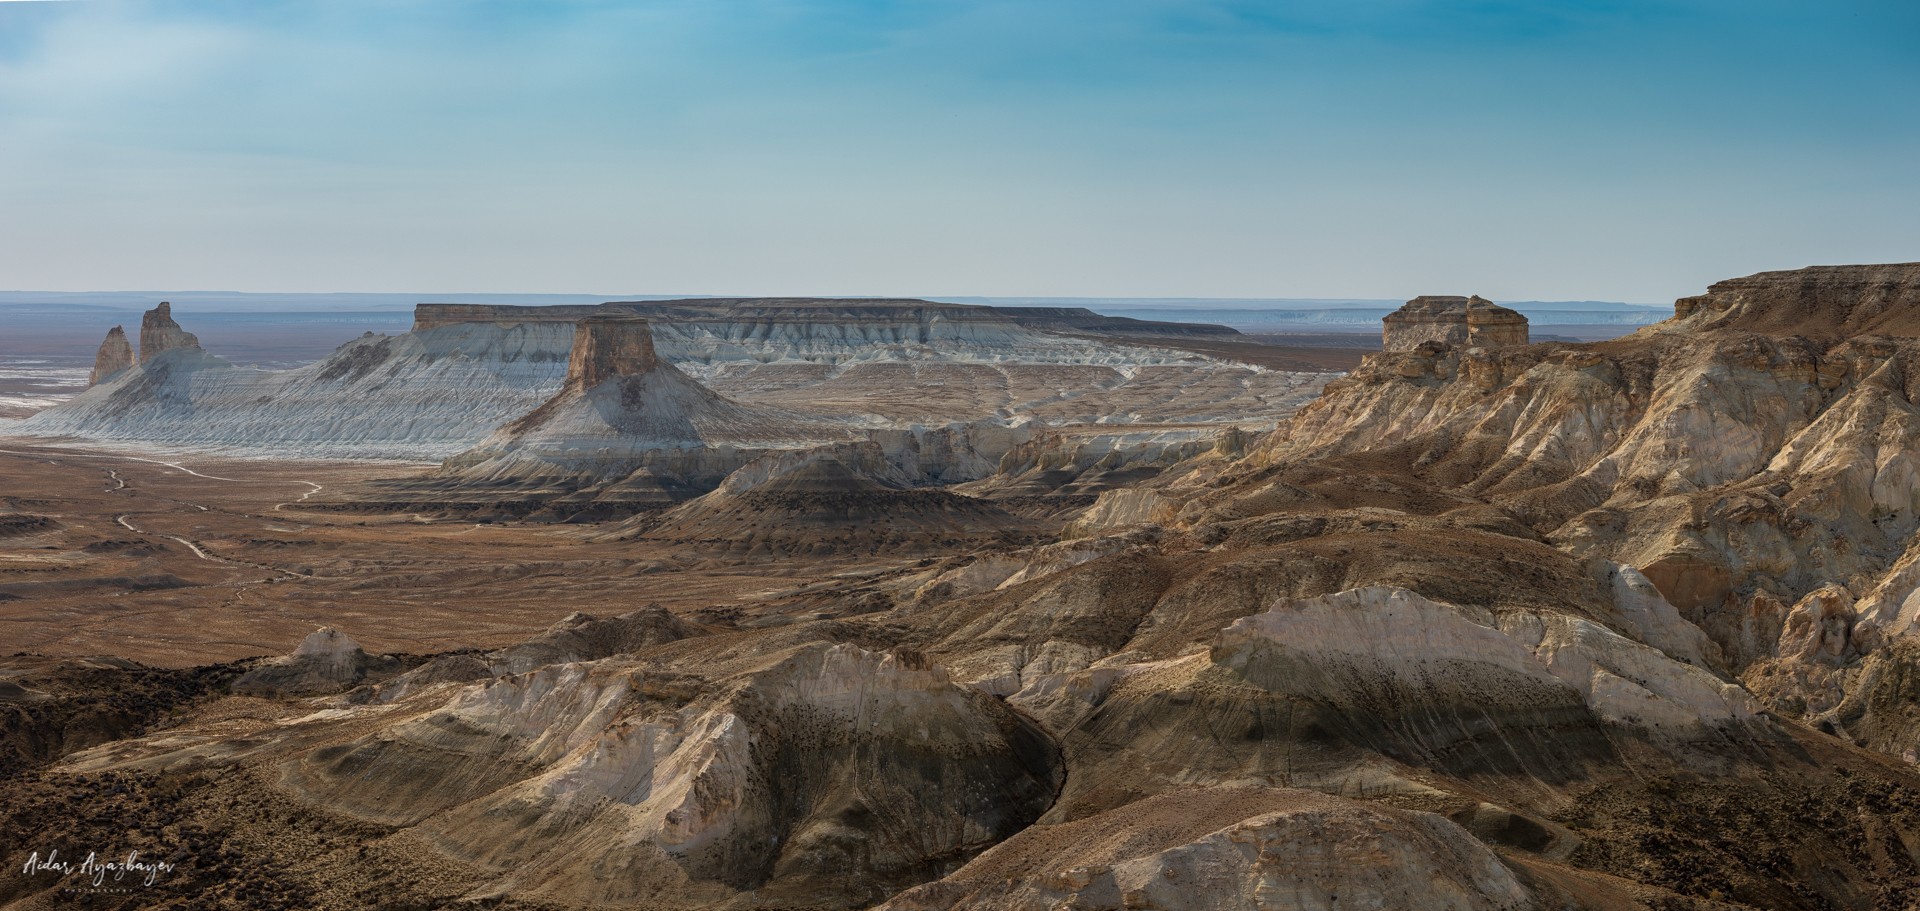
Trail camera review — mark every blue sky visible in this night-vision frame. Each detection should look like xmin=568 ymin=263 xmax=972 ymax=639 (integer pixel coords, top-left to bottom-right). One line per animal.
xmin=0 ymin=0 xmax=1914 ymax=301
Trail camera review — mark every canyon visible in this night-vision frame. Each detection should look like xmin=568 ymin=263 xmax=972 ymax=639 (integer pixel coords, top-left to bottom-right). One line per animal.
xmin=5 ymin=266 xmax=1920 ymax=910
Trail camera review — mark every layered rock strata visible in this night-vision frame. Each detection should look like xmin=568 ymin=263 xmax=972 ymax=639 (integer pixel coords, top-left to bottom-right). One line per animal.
xmin=15 ymin=299 xmax=1331 ymax=462
xmin=1083 ymin=262 xmax=1920 ymax=751
xmin=879 ymin=788 xmax=1537 ymax=911
xmin=1673 ymin=261 xmax=1920 ymax=337
xmin=1381 ymin=295 xmax=1529 ymax=350
xmin=13 ymin=265 xmax=1920 ymax=909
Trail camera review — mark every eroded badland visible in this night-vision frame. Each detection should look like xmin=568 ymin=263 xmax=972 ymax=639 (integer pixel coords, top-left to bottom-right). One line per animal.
xmin=8 ymin=272 xmax=1920 ymax=910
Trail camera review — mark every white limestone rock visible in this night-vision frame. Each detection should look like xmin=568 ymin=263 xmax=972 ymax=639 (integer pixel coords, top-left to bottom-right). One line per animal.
xmin=232 ymin=627 xmax=396 ymax=697
xmin=1218 ymin=587 xmax=1757 ymax=736
xmin=879 ymin=787 xmax=1537 ymax=911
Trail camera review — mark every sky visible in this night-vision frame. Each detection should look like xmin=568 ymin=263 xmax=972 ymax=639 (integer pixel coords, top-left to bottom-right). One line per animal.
xmin=0 ymin=0 xmax=1915 ymax=302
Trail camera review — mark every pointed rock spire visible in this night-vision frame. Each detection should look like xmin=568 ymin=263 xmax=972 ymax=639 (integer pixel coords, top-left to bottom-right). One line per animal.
xmin=87 ymin=326 xmax=134 ymax=386
xmin=138 ymin=301 xmax=201 ymax=364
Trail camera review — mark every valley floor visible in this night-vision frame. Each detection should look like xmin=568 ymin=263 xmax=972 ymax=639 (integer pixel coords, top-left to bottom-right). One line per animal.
xmin=0 ymin=444 xmax=882 ymax=665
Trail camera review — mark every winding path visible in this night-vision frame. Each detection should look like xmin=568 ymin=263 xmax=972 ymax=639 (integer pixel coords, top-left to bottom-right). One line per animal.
xmin=115 ymin=513 xmax=233 ymax=565
xmin=274 ymin=481 xmax=325 ymax=511
xmin=0 ymin=445 xmax=316 ymax=578
xmin=0 ymin=446 xmax=323 ymax=504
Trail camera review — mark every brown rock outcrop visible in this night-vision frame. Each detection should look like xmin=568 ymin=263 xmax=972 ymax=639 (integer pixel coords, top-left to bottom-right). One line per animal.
xmin=1673 ymin=262 xmax=1920 ymax=337
xmin=137 ymin=301 xmax=200 ymax=363
xmin=565 ymin=315 xmax=660 ymax=389
xmin=1381 ymin=295 xmax=1529 ymax=350
xmin=1466 ymin=298 xmax=1530 ymax=346
xmin=87 ymin=326 xmax=133 ymax=386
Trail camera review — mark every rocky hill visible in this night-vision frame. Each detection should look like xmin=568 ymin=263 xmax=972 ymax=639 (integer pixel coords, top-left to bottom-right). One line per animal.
xmin=415 ymin=317 xmax=856 ymax=509
xmin=1380 ymin=294 xmax=1530 ymax=349
xmin=611 ymin=441 xmax=1045 ymax=555
xmin=1081 ymin=263 xmax=1920 ymax=739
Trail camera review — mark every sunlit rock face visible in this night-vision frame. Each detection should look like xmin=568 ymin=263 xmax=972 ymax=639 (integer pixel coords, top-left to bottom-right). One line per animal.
xmin=87 ymin=325 xmax=133 ymax=387
xmin=1167 ymin=266 xmax=1920 ymax=622
xmin=1381 ymin=295 xmax=1529 ymax=350
xmin=1075 ymin=262 xmax=1920 ymax=752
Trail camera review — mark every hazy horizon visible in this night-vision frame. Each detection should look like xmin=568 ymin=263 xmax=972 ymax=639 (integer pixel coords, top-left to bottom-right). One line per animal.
xmin=0 ymin=289 xmax=1673 ymax=310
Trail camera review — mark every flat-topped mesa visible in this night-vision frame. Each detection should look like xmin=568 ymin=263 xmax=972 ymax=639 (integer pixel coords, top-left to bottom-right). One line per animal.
xmin=566 ymin=316 xmax=660 ymax=388
xmin=1671 ymin=262 xmax=1920 ymax=338
xmin=88 ymin=326 xmax=134 ymax=386
xmin=412 ymin=303 xmax=602 ymax=331
xmin=411 ymin=299 xmax=1007 ymax=332
xmin=1380 ymin=295 xmax=1529 ymax=350
xmin=138 ymin=301 xmax=200 ymax=363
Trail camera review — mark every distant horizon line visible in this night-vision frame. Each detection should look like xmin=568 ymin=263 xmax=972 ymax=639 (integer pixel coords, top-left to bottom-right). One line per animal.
xmin=0 ymin=290 xmax=1673 ymax=309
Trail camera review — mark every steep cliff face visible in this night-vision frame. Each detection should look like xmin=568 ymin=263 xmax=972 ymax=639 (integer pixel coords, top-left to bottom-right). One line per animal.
xmin=414 ymin=299 xmax=1239 ymax=370
xmin=1171 ymin=267 xmax=1920 ymax=606
xmin=17 ymin=268 xmax=1920 ymax=909
xmin=563 ymin=314 xmax=660 ymax=387
xmin=137 ymin=301 xmax=200 ymax=363
xmin=86 ymin=326 xmax=133 ymax=386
